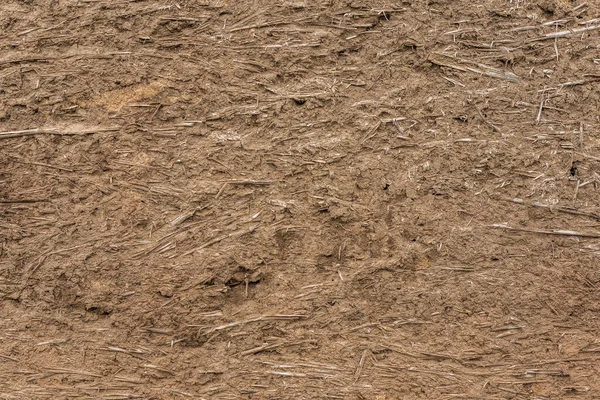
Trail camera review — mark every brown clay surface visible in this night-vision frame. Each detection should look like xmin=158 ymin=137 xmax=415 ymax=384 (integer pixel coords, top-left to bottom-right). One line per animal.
xmin=2 ymin=0 xmax=600 ymax=398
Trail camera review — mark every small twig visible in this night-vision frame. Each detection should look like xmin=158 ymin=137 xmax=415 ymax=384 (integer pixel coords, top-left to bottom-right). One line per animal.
xmin=475 ymin=106 xmax=501 ymax=133
xmin=443 ymin=76 xmax=465 ymax=87
xmin=15 ymin=160 xmax=74 ymax=172
xmin=228 ymin=17 xmax=311 ymax=33
xmin=36 ymin=339 xmax=67 ymax=346
xmin=0 ymin=126 xmax=120 ymax=139
xmin=360 ymin=121 xmax=382 ymax=144
xmin=142 ymin=364 xmax=175 ymax=375
xmin=499 ymin=197 xmax=600 ymax=220
xmin=528 ymin=24 xmax=600 ymax=41
xmin=149 ymin=103 xmax=162 ymax=121
xmin=190 ymin=314 xmax=306 ymax=333
xmin=0 ymin=199 xmax=48 ymax=204
xmin=170 ymin=205 xmax=208 ymax=226
xmin=223 ymin=179 xmax=276 ymax=185
xmin=558 ymin=77 xmax=600 ymax=88
xmin=430 ymin=54 xmax=519 ymax=82
xmin=536 ymin=92 xmax=545 ymax=124
xmin=0 ymin=128 xmax=54 ymax=139
xmin=492 ymin=224 xmax=600 ymax=238
xmin=438 ymin=266 xmax=475 ymax=272
xmin=45 ymin=368 xmax=103 ymax=377
xmin=180 ymin=225 xmax=259 ymax=256
xmin=240 ymin=340 xmax=315 ymax=356
xmin=554 ymin=23 xmax=560 ymax=61
xmin=240 ymin=342 xmax=283 ymax=356
xmin=141 ymin=327 xmax=174 ymax=335
xmin=491 ymin=325 xmax=524 ymax=332
xmin=353 ymin=349 xmax=369 ymax=384
xmin=574 ymin=151 xmax=600 ymax=162
xmin=160 ymin=17 xmax=204 ymax=22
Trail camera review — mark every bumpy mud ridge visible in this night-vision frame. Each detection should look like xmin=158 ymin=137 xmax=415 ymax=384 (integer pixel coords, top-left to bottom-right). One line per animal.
xmin=2 ymin=0 xmax=600 ymax=398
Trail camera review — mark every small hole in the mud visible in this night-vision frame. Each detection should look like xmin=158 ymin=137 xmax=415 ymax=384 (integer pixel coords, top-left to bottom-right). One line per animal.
xmin=225 ymin=279 xmax=240 ymax=287
xmin=570 ymin=166 xmax=578 ymax=176
xmin=293 ymin=98 xmax=306 ymax=105
xmin=491 ymin=257 xmax=499 ymax=261
xmin=87 ymin=306 xmax=111 ymax=315
xmin=383 ymin=183 xmax=390 ymax=190
xmin=412 ymin=239 xmax=416 ymax=242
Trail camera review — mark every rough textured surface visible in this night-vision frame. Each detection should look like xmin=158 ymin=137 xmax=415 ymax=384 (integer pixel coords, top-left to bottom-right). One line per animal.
xmin=2 ymin=0 xmax=600 ymax=398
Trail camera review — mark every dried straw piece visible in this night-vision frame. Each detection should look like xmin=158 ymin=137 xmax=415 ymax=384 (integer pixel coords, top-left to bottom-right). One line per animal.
xmin=430 ymin=54 xmax=519 ymax=82
xmin=528 ymin=24 xmax=600 ymax=41
xmin=492 ymin=224 xmax=600 ymax=238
